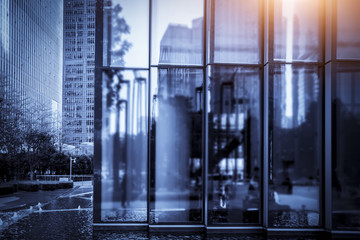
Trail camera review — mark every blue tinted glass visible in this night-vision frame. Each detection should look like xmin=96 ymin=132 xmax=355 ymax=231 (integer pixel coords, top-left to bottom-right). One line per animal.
xmin=100 ymin=70 xmax=148 ymax=222
xmin=268 ymin=65 xmax=321 ymax=227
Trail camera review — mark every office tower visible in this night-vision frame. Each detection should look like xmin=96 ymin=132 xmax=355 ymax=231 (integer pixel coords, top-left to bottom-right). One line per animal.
xmin=62 ymin=0 xmax=96 ymax=153
xmin=0 ymin=0 xmax=63 ymax=128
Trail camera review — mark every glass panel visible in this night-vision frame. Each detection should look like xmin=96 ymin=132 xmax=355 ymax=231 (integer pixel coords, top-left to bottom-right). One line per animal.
xmin=151 ymin=0 xmax=204 ymax=66
xmin=273 ymin=0 xmax=322 ymax=62
xmin=103 ymin=0 xmax=149 ymax=67
xmin=210 ymin=0 xmax=261 ymax=64
xmin=150 ymin=68 xmax=203 ymax=223
xmin=207 ymin=66 xmax=261 ymax=224
xmin=333 ymin=63 xmax=360 ymax=229
xmin=337 ymin=0 xmax=360 ymax=60
xmin=268 ymin=65 xmax=321 ymax=227
xmin=101 ymin=70 xmax=148 ymax=222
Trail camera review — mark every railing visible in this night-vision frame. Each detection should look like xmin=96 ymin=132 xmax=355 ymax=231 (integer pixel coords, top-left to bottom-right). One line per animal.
xmin=36 ymin=175 xmax=93 ymax=182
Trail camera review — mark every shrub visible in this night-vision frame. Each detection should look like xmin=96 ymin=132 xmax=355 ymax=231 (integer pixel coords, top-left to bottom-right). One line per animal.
xmin=0 ymin=184 xmax=16 ymax=195
xmin=40 ymin=182 xmax=59 ymax=190
xmin=58 ymin=181 xmax=73 ymax=189
xmin=18 ymin=182 xmax=39 ymax=192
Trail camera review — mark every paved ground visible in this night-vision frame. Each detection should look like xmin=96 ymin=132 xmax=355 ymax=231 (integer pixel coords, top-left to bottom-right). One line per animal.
xmin=0 ymin=181 xmax=93 ymax=239
xmin=0 ymin=182 xmax=333 ymax=239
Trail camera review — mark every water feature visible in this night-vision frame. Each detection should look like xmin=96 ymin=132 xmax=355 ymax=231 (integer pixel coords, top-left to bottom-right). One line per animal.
xmin=0 ymin=191 xmax=324 ymax=240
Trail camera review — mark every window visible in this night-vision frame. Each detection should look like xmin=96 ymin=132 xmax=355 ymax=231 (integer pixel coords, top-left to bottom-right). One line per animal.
xmin=93 ymin=0 xmax=360 ymax=233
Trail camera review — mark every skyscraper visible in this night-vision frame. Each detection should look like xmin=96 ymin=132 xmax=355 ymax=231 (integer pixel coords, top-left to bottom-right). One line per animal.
xmin=62 ymin=0 xmax=96 ymax=153
xmin=0 ymin=0 xmax=63 ymax=127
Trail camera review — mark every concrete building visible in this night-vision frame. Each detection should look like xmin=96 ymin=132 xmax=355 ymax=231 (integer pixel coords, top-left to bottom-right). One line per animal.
xmin=62 ymin=0 xmax=96 ymax=152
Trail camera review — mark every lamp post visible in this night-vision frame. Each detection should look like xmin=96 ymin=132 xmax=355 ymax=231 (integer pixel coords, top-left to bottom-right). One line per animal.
xmin=70 ymin=156 xmax=76 ymax=181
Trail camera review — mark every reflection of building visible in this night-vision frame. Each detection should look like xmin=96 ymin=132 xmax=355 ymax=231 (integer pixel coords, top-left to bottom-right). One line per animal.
xmin=100 ymin=70 xmax=148 ymax=222
xmin=62 ymin=142 xmax=93 ymax=155
xmin=273 ymin=67 xmax=319 ymax=129
xmin=274 ymin=0 xmax=320 ymax=61
xmin=208 ymin=67 xmax=261 ymax=181
xmin=62 ymin=0 xmax=96 ymax=151
xmin=157 ymin=20 xmax=204 ymax=190
xmin=154 ymin=68 xmax=202 ymax=189
xmin=160 ymin=18 xmax=203 ymax=65
xmin=271 ymin=66 xmax=321 ymax=183
xmin=0 ymin=1 xmax=63 ymax=125
xmin=212 ymin=0 xmax=261 ymax=63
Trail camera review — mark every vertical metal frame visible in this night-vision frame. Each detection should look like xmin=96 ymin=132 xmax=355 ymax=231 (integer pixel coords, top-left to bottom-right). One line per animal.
xmin=263 ymin=64 xmax=269 ymax=228
xmin=324 ymin=62 xmax=333 ymax=231
xmin=208 ymin=0 xmax=215 ymax=64
xmin=324 ymin=0 xmax=337 ymax=231
xmin=147 ymin=0 xmax=152 ymax=225
xmin=265 ymin=0 xmax=274 ymax=65
xmin=319 ymin=0 xmax=326 ymax=229
xmin=263 ymin=0 xmax=272 ymax=229
xmin=93 ymin=0 xmax=104 ymax=223
xmin=317 ymin=0 xmax=327 ymax=229
xmin=260 ymin=0 xmax=266 ymax=227
xmin=203 ymin=0 xmax=208 ymax=227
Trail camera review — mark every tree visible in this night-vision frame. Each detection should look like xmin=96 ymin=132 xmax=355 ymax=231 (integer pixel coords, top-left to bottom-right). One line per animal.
xmin=23 ymin=129 xmax=57 ymax=180
xmin=72 ymin=155 xmax=93 ymax=175
xmin=50 ymin=152 xmax=69 ymax=175
xmin=0 ymin=82 xmax=62 ymax=180
xmin=106 ymin=2 xmax=132 ymax=66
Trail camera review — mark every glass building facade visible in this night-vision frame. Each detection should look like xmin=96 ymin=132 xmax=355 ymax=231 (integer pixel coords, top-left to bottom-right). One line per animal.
xmin=0 ymin=0 xmax=63 ymax=122
xmin=62 ymin=0 xmax=96 ymax=150
xmin=93 ymin=0 xmax=360 ymax=235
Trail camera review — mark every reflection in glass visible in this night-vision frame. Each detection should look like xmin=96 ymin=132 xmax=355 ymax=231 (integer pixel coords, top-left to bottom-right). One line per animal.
xmin=103 ymin=0 xmax=149 ymax=67
xmin=208 ymin=66 xmax=261 ymax=224
xmin=333 ymin=64 xmax=360 ymax=229
xmin=101 ymin=70 xmax=148 ymax=222
xmin=337 ymin=0 xmax=360 ymax=59
xmin=268 ymin=65 xmax=321 ymax=227
xmin=150 ymin=68 xmax=203 ymax=223
xmin=273 ymin=0 xmax=321 ymax=62
xmin=210 ymin=0 xmax=261 ymax=64
xmin=151 ymin=0 xmax=203 ymax=65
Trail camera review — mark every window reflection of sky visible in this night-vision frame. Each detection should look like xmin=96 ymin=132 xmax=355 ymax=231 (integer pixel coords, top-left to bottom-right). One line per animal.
xmin=151 ymin=0 xmax=203 ymax=65
xmin=110 ymin=0 xmax=149 ymax=67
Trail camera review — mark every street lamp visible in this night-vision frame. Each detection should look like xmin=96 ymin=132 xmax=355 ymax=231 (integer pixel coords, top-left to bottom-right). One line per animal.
xmin=70 ymin=156 xmax=76 ymax=181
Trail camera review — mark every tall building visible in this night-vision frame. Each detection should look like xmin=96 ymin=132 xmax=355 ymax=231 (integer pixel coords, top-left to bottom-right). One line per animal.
xmin=0 ymin=0 xmax=63 ymax=126
xmin=62 ymin=0 xmax=96 ymax=153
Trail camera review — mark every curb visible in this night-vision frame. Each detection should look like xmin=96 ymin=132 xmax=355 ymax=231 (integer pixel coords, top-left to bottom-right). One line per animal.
xmin=57 ymin=186 xmax=80 ymax=199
